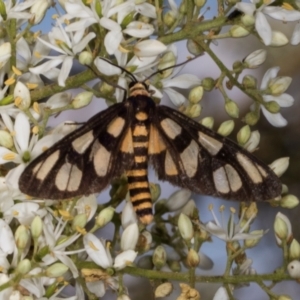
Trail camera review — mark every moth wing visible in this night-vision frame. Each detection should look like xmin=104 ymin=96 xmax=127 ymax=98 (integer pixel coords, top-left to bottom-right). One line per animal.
xmin=19 ymin=103 xmax=134 ymax=199
xmin=149 ymin=105 xmax=281 ymax=201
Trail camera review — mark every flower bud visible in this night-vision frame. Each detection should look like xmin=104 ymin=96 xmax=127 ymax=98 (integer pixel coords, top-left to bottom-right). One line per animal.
xmin=280 ymin=194 xmax=299 ymax=209
xmin=155 ymin=282 xmax=173 ymax=298
xmin=0 ymin=130 xmax=13 ymax=149
xmin=186 ymin=248 xmax=200 ymax=267
xmin=15 ymin=225 xmax=30 ymax=250
xmin=178 ymin=213 xmax=194 ymax=240
xmin=268 ymin=76 xmax=292 ymax=96
xmin=263 ymin=100 xmax=280 ymax=113
xmin=134 ymin=40 xmax=167 ymax=57
xmin=202 ymin=77 xmax=215 ymax=91
xmin=217 ymin=120 xmax=234 ymax=136
xmin=163 ymin=11 xmax=176 ymax=28
xmin=158 ymin=51 xmax=176 ymax=78
xmin=31 ymin=215 xmax=43 ymax=239
xmin=244 ymin=111 xmax=259 ymax=126
xmin=152 ymin=245 xmax=167 ymax=269
xmin=237 ymin=125 xmax=251 ymax=145
xmin=287 ymin=260 xmax=300 ymax=278
xmin=289 ymin=239 xmax=300 ymax=260
xmin=241 ymin=14 xmax=255 ymax=26
xmin=277 ymin=295 xmax=292 ymax=300
xmin=72 ymin=91 xmax=93 ymax=109
xmin=187 ymin=39 xmax=204 ymax=56
xmin=200 ymin=117 xmax=214 ymax=129
xmin=244 ymin=230 xmax=264 ymax=248
xmin=229 ymin=25 xmax=249 ymax=37
xmin=166 ymin=189 xmax=192 ymax=211
xmin=46 ymin=263 xmax=69 ymax=277
xmin=150 ymin=183 xmax=161 ymax=202
xmin=78 ymin=51 xmax=93 ymax=65
xmin=243 ymin=130 xmax=260 ymax=152
xmin=194 ymin=0 xmax=206 ymax=7
xmin=185 ymin=104 xmax=201 ymax=118
xmin=225 ymin=100 xmax=239 ymax=118
xmin=14 ymin=81 xmax=31 ymax=109
xmin=121 ymin=223 xmax=139 ymax=251
xmin=243 ymin=202 xmax=258 ymax=221
xmin=274 ymin=212 xmax=292 ymax=244
xmin=243 ymin=49 xmax=267 ymax=68
xmin=96 ymin=207 xmax=115 ymax=228
xmin=117 ymin=295 xmax=131 ymax=300
xmin=72 ymin=213 xmax=87 ymax=231
xmin=269 ymin=157 xmax=289 ymax=177
xmin=179 ymin=2 xmax=186 ymax=14
xmin=271 ymin=31 xmax=288 ymax=46
xmin=189 ymin=86 xmax=204 ymax=104
xmin=0 ymin=1 xmax=7 ymax=20
xmin=242 ymin=75 xmax=257 ymax=89
xmin=30 ymin=0 xmax=50 ymax=24
xmin=167 ymin=260 xmax=181 ymax=272
xmin=16 ymin=259 xmax=31 ymax=274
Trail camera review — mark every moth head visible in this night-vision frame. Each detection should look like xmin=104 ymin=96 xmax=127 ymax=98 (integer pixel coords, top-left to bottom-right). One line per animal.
xmin=129 ymin=82 xmax=151 ymax=97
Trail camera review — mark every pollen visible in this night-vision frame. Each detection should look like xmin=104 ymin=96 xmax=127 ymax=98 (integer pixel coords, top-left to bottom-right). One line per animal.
xmin=14 ymin=96 xmax=22 ymax=107
xmin=34 ymin=51 xmax=41 ymax=59
xmin=3 ymin=153 xmax=15 ymax=160
xmin=88 ymin=241 xmax=99 ymax=251
xmin=282 ymin=2 xmax=293 ymax=10
xmin=58 ymin=209 xmax=73 ymax=220
xmin=33 ymin=102 xmax=40 ymax=114
xmin=26 ymin=83 xmax=38 ymax=90
xmin=12 ymin=66 xmax=22 ymax=76
xmin=32 ymin=126 xmax=39 ymax=134
xmin=4 ymin=77 xmax=15 ymax=86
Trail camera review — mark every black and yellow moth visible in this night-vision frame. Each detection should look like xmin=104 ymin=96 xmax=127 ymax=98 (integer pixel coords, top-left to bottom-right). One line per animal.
xmin=19 ymin=72 xmax=282 ymax=224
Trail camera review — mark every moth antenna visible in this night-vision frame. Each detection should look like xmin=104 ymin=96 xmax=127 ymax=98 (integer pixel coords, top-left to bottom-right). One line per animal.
xmin=144 ymin=55 xmax=200 ymax=81
xmin=85 ymin=63 xmax=127 ymax=95
xmin=97 ymin=57 xmax=138 ymax=83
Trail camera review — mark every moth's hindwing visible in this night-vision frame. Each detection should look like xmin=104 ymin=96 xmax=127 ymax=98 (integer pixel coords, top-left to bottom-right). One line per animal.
xmin=19 ymin=103 xmax=135 ymax=199
xmin=149 ymin=105 xmax=281 ymax=202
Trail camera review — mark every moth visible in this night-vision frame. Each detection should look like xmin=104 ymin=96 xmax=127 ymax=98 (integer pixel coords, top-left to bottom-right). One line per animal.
xmin=19 ymin=66 xmax=282 ymax=224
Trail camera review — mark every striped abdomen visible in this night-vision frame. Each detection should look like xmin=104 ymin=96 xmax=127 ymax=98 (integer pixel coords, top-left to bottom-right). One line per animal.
xmin=126 ymin=111 xmax=153 ymax=224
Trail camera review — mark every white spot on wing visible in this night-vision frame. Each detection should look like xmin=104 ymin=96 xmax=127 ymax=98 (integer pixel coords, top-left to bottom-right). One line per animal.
xmin=107 ymin=117 xmax=125 ymax=137
xmin=236 ymin=153 xmax=262 ymax=183
xmin=198 ymin=132 xmax=222 ymax=155
xmin=160 ymin=118 xmax=182 ymax=139
xmin=72 ymin=130 xmax=94 ymax=154
xmin=56 ymin=162 xmax=82 ymax=192
xmin=180 ymin=140 xmax=199 ymax=177
xmin=35 ymin=150 xmax=60 ymax=181
xmin=256 ymin=164 xmax=268 ymax=178
xmin=224 ymin=164 xmax=242 ymax=192
xmin=213 ymin=166 xmax=230 ymax=194
xmin=93 ymin=142 xmax=111 ymax=176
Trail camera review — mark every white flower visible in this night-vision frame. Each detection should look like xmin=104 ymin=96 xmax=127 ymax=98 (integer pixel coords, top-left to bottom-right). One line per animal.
xmin=0 ymin=113 xmax=63 ymax=191
xmin=75 ymin=195 xmax=97 ymax=222
xmin=0 ymin=42 xmax=11 ymax=69
xmin=63 ymin=1 xmax=155 ymax=55
xmin=257 ymin=67 xmax=294 ymax=127
xmin=201 ymin=205 xmax=265 ymax=242
xmin=0 ymin=219 xmax=14 ymax=254
xmin=29 ymin=19 xmax=95 ymax=86
xmin=40 ymin=214 xmax=82 ymax=278
xmin=0 ymin=0 xmax=33 ymax=23
xmin=213 ymin=286 xmax=230 ymax=300
xmin=235 ymin=1 xmax=300 ymax=45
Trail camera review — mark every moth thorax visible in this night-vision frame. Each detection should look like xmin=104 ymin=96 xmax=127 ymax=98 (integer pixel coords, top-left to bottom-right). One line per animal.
xmin=129 ymin=82 xmax=150 ymax=97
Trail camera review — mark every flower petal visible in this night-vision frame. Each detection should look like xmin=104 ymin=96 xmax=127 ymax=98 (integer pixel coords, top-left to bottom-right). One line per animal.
xmin=255 ymin=12 xmax=272 ymax=45
xmin=15 ymin=113 xmax=30 ymax=152
xmin=261 ymin=106 xmax=287 ymax=127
